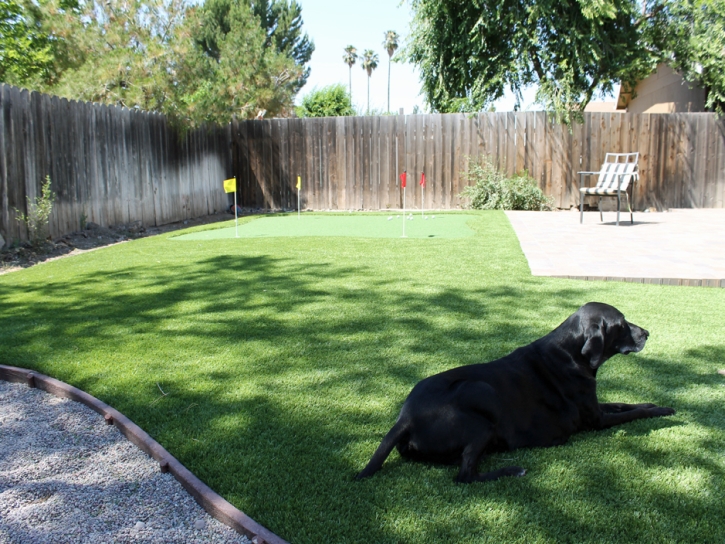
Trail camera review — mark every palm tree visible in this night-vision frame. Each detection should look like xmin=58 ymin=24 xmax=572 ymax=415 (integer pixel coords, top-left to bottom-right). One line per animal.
xmin=361 ymin=49 xmax=379 ymax=114
xmin=343 ymin=45 xmax=358 ymax=102
xmin=382 ymin=31 xmax=399 ymax=113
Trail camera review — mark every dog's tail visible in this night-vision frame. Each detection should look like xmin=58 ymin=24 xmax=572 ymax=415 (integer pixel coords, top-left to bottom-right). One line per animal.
xmin=355 ymin=420 xmax=408 ymax=480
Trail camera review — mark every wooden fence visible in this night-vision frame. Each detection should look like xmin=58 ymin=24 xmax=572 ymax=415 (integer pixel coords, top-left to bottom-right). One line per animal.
xmin=0 ymin=84 xmax=231 ymax=244
xmin=233 ymin=112 xmax=725 ymax=212
xmin=2 ymin=83 xmax=724 ymax=244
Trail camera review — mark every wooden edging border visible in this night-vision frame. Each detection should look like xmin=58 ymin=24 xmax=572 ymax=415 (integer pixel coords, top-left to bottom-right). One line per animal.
xmin=0 ymin=364 xmax=288 ymax=544
xmin=549 ymin=276 xmax=725 ymax=288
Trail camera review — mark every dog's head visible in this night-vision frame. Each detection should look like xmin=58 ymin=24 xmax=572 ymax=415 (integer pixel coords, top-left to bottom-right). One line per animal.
xmin=575 ymin=302 xmax=649 ymax=369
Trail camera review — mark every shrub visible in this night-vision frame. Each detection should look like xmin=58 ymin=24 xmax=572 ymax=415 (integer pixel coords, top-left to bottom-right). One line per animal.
xmin=295 ymin=84 xmax=355 ymax=118
xmin=14 ymin=175 xmax=55 ymax=246
xmin=459 ymin=157 xmax=553 ymax=211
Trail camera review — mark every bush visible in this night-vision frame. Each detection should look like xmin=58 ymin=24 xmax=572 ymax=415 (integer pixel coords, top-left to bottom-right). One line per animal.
xmin=295 ymin=84 xmax=355 ymax=118
xmin=459 ymin=157 xmax=553 ymax=211
xmin=14 ymin=175 xmax=55 ymax=246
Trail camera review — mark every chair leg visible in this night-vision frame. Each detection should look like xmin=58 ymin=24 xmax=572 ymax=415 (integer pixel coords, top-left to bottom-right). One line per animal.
xmin=626 ymin=191 xmax=633 ymax=224
xmin=616 ymin=189 xmax=621 ymax=226
xmin=599 ymin=197 xmax=603 ymax=222
xmin=579 ymin=174 xmax=584 ymax=224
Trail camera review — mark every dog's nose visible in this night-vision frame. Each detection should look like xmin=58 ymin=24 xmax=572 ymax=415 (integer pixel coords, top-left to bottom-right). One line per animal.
xmin=642 ymin=328 xmax=649 ymax=338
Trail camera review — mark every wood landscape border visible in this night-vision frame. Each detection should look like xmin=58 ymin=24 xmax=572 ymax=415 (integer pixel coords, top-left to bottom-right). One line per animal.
xmin=0 ymin=364 xmax=289 ymax=544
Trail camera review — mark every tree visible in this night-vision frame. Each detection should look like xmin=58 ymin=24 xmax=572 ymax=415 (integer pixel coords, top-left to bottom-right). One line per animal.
xmin=198 ymin=0 xmax=314 ymax=94
xmin=361 ymin=49 xmax=379 ymax=114
xmin=668 ymin=0 xmax=725 ymax=115
xmin=181 ymin=0 xmax=302 ymax=122
xmin=406 ymin=0 xmax=669 ymax=123
xmin=22 ymin=0 xmax=301 ymax=125
xmin=295 ymin=84 xmax=354 ymax=117
xmin=343 ymin=45 xmax=357 ymax=101
xmin=382 ymin=30 xmax=399 ymax=112
xmin=0 ymin=0 xmax=56 ymax=86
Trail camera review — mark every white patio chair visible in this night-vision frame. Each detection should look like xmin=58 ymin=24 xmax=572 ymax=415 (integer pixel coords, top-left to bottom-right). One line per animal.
xmin=579 ymin=152 xmax=639 ymax=226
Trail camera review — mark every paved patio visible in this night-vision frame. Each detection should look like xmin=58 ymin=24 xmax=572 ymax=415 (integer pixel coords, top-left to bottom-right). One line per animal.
xmin=505 ymin=209 xmax=725 ymax=287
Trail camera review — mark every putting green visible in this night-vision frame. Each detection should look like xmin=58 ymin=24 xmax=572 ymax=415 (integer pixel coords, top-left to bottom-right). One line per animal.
xmin=173 ymin=213 xmax=477 ymax=240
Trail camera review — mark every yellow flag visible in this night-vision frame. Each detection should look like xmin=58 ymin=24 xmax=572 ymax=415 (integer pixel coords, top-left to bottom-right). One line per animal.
xmin=296 ymin=176 xmax=301 ymax=190
xmin=223 ymin=178 xmax=236 ymax=193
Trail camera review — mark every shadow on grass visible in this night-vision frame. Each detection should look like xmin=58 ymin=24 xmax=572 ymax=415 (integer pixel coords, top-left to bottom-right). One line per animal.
xmin=1 ymin=248 xmax=723 ymax=543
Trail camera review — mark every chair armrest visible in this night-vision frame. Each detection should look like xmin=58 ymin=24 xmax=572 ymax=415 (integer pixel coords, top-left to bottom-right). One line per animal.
xmin=577 ymin=171 xmax=600 ymax=175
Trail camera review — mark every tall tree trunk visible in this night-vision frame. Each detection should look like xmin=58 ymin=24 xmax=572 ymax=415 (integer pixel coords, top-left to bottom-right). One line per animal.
xmin=367 ymin=76 xmax=370 ymax=114
xmin=387 ymin=57 xmax=391 ymax=112
xmin=349 ymin=67 xmax=352 ymax=102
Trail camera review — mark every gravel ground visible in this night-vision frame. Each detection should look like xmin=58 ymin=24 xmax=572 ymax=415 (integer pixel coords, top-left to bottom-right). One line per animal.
xmin=0 ymin=380 xmax=251 ymax=544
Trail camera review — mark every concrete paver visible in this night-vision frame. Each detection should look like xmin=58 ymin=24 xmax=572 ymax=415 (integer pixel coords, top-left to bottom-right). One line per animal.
xmin=505 ymin=209 xmax=725 ymax=283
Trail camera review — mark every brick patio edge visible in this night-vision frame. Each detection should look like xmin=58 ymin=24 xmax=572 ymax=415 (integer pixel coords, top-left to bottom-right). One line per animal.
xmin=0 ymin=364 xmax=288 ymax=544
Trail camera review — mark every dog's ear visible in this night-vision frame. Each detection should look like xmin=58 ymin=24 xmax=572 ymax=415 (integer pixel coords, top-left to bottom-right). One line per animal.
xmin=581 ymin=324 xmax=605 ymax=368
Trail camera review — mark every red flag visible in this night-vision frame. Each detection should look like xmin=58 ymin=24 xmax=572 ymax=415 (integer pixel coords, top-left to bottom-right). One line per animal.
xmin=400 ymin=170 xmax=407 ymax=188
xmin=420 ymin=172 xmax=426 ymax=187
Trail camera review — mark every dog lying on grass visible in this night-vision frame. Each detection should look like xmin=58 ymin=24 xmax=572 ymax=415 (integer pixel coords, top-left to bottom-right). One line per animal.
xmin=356 ymin=302 xmax=675 ymax=483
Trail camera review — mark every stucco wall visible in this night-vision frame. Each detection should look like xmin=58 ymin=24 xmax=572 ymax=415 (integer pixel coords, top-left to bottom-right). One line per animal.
xmin=623 ymin=64 xmax=707 ymax=114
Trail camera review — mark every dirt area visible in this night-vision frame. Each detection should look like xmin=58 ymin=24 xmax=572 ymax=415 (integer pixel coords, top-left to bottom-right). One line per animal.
xmin=1 ymin=213 xmax=235 ymax=274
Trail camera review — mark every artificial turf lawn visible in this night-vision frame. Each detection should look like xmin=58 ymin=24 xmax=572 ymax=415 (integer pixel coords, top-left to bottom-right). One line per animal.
xmin=173 ymin=212 xmax=476 ymax=240
xmin=1 ymin=211 xmax=724 ymax=544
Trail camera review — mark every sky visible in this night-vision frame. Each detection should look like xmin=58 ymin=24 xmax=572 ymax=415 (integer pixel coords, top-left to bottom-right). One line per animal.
xmin=294 ymin=0 xmax=538 ymax=114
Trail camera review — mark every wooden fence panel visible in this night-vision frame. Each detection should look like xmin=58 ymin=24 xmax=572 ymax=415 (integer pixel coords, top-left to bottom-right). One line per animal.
xmin=2 ymin=83 xmax=724 ymax=244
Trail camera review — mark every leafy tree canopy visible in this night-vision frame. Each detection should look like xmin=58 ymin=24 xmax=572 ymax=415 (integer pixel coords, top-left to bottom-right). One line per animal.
xmin=2 ymin=0 xmax=311 ymax=126
xmin=195 ymin=0 xmax=314 ymax=94
xmin=406 ymin=0 xmax=679 ymax=122
xmin=295 ymin=84 xmax=354 ymax=118
xmin=668 ymin=0 xmax=725 ymax=114
xmin=0 ymin=0 xmax=54 ymax=85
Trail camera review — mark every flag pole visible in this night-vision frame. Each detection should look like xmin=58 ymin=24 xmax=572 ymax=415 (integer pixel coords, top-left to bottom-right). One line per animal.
xmin=234 ymin=183 xmax=239 ymax=238
xmin=297 ymin=175 xmax=301 ymax=219
xmin=421 ymin=171 xmax=425 ymax=218
xmin=401 ymin=170 xmax=407 ymax=238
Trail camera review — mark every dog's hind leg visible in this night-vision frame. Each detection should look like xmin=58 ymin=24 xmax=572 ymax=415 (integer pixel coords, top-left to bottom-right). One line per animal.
xmin=455 ymin=441 xmax=526 ymax=483
xmin=600 ymin=402 xmax=657 ymax=413
xmin=355 ymin=420 xmax=408 ymax=480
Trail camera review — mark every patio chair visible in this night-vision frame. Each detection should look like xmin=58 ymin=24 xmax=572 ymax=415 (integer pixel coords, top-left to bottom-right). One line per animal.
xmin=579 ymin=152 xmax=639 ymax=226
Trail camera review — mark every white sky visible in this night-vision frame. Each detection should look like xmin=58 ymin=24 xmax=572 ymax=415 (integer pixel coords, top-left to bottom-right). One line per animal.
xmin=294 ymin=0 xmax=540 ymax=114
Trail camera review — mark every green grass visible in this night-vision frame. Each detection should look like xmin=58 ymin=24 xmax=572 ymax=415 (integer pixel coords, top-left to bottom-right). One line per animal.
xmin=1 ymin=211 xmax=724 ymax=543
xmin=174 ymin=212 xmax=476 ymax=239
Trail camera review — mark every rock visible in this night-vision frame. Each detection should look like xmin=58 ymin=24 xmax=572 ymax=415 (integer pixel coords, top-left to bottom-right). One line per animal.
xmin=86 ymin=222 xmax=101 ymax=230
xmin=134 ymin=521 xmax=146 ymax=530
xmin=193 ymin=519 xmax=206 ymax=530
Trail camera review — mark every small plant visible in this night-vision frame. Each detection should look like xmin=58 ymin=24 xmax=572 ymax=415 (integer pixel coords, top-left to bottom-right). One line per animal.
xmin=459 ymin=157 xmax=553 ymax=211
xmin=14 ymin=175 xmax=55 ymax=246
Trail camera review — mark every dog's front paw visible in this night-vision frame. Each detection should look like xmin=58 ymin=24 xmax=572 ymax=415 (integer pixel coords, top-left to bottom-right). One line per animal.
xmin=650 ymin=406 xmax=675 ymax=417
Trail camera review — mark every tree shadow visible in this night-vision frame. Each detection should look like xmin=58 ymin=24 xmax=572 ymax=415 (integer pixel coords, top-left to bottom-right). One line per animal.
xmin=0 ymin=236 xmax=723 ymax=543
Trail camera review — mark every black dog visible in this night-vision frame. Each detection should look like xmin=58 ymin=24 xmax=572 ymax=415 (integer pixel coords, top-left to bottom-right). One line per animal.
xmin=356 ymin=302 xmax=675 ymax=483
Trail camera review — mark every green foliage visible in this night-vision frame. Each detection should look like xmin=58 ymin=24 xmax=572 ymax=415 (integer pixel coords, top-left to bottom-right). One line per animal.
xmin=14 ymin=175 xmax=55 ymax=246
xmin=668 ymin=0 xmax=725 ymax=115
xmin=9 ymin=0 xmax=311 ymax=126
xmin=0 ymin=0 xmax=54 ymax=85
xmin=406 ymin=0 xmax=666 ymax=123
xmin=250 ymin=0 xmax=314 ymax=93
xmin=195 ymin=0 xmax=314 ymax=96
xmin=179 ymin=0 xmax=301 ymax=123
xmin=295 ymin=84 xmax=354 ymax=118
xmin=460 ymin=157 xmax=553 ymax=210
